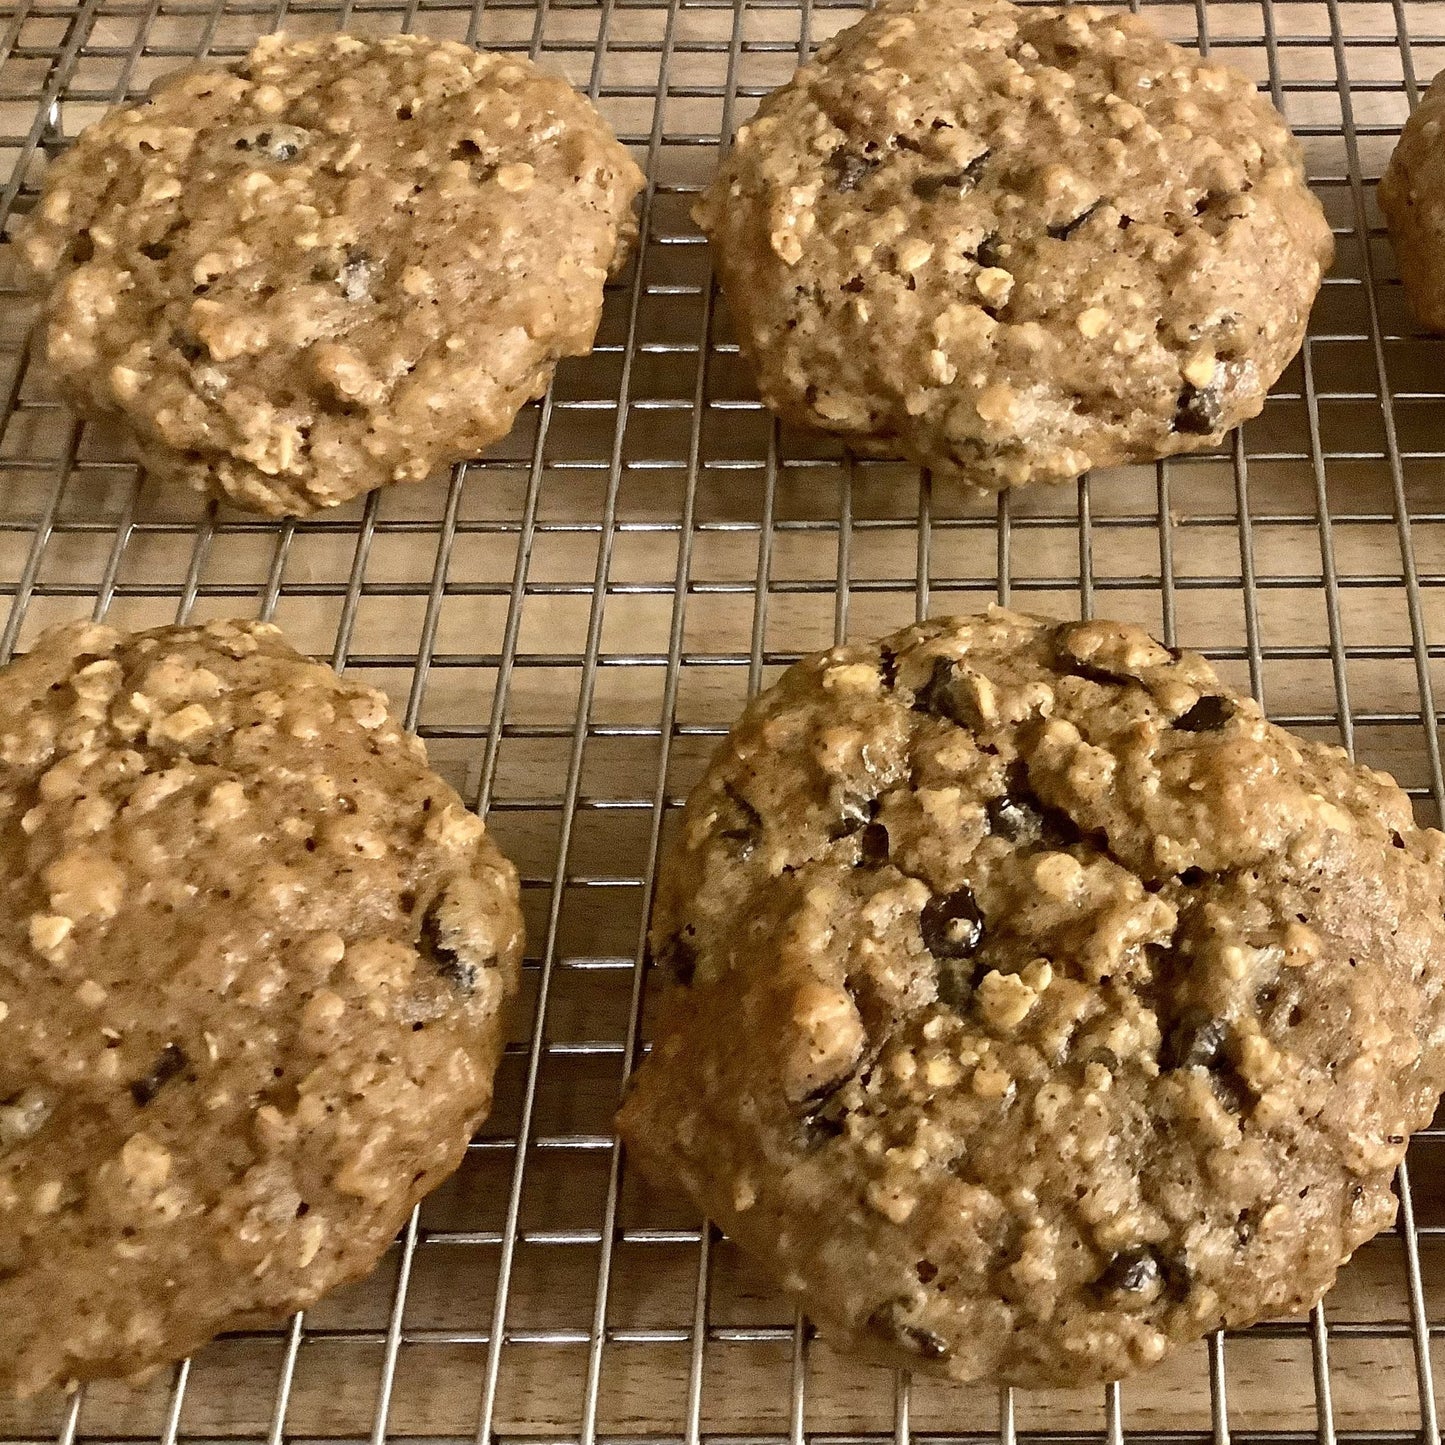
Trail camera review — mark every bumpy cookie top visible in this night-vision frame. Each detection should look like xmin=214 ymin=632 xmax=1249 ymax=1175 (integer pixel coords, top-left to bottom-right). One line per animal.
xmin=695 ymin=0 xmax=1332 ymax=489
xmin=20 ymin=34 xmax=644 ymax=516
xmin=0 ymin=619 xmax=523 ymax=1397
xmin=619 ymin=610 xmax=1445 ymax=1386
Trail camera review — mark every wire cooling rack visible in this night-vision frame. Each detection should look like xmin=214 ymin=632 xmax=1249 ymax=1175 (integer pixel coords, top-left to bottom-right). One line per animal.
xmin=3 ymin=0 xmax=1445 ymax=1439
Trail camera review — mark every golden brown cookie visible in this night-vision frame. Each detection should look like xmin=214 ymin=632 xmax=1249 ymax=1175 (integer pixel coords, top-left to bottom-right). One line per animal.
xmin=19 ymin=34 xmax=644 ymax=515
xmin=0 ymin=619 xmax=523 ymax=1397
xmin=1380 ymin=70 xmax=1445 ymax=331
xmin=695 ymin=0 xmax=1332 ymax=490
xmin=619 ymin=610 xmax=1445 ymax=1386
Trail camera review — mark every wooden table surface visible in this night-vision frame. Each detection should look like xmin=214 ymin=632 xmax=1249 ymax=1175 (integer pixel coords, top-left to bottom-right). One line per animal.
xmin=3 ymin=0 xmax=1445 ymax=1437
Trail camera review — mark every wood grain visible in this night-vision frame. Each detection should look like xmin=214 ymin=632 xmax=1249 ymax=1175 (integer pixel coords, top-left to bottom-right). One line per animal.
xmin=1 ymin=0 xmax=1444 ymax=1436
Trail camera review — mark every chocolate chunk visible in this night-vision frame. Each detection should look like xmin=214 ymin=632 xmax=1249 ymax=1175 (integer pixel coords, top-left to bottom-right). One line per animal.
xmin=130 ymin=1043 xmax=188 ymax=1107
xmin=233 ymin=125 xmax=308 ymax=162
xmin=828 ymin=150 xmax=879 ymax=191
xmin=961 ymin=148 xmax=991 ymax=184
xmin=830 ymin=793 xmax=879 ymax=841
xmin=975 ymin=232 xmax=1002 ymax=269
xmin=1066 ymin=659 xmax=1136 ymax=687
xmin=920 ymin=885 xmax=984 ymax=959
xmin=418 ymin=900 xmax=477 ymax=993
xmin=139 ymin=240 xmax=172 ymax=261
xmin=987 ymin=761 xmax=1081 ymax=849
xmin=935 ymin=957 xmax=978 ymax=1009
xmin=867 ymin=1302 xmax=950 ymax=1360
xmin=800 ymin=1080 xmax=849 ymax=1147
xmin=1047 ymin=199 xmax=1101 ymax=240
xmin=1173 ymin=695 xmax=1233 ymax=732
xmin=1096 ymin=1245 xmax=1162 ymax=1294
xmin=1054 ymin=628 xmax=1140 ymax=687
xmin=878 ymin=646 xmax=899 ymax=688
xmin=720 ymin=780 xmax=763 ymax=852
xmin=1162 ymin=1253 xmax=1195 ymax=1300
xmin=900 ymin=1323 xmax=950 ymax=1359
xmin=657 ymin=932 xmax=698 ymax=986
xmin=985 ymin=789 xmax=1043 ymax=844
xmin=912 ymin=656 xmax=990 ymax=726
xmin=912 ymin=172 xmax=965 ymax=201
xmin=172 ymin=332 xmax=205 ymax=365
xmin=859 ymin=821 xmax=891 ymax=866
xmin=911 ymin=148 xmax=989 ymax=201
xmin=1161 ymin=1009 xmax=1227 ymax=1071
xmin=1174 ymin=377 xmax=1224 ymax=435
xmin=1208 ymin=1069 xmax=1254 ymax=1116
xmin=912 ymin=656 xmax=959 ymax=717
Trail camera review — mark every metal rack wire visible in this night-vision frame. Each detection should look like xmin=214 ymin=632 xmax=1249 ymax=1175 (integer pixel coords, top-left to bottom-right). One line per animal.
xmin=2 ymin=0 xmax=1445 ymax=1439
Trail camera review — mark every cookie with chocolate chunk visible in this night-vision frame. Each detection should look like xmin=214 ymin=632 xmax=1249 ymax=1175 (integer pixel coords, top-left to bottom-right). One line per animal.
xmin=618 ymin=610 xmax=1445 ymax=1386
xmin=694 ymin=0 xmax=1332 ymax=490
xmin=0 ymin=619 xmax=523 ymax=1398
xmin=18 ymin=33 xmax=643 ymax=516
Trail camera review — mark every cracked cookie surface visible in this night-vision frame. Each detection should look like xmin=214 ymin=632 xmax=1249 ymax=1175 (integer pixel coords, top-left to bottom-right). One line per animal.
xmin=19 ymin=33 xmax=644 ymax=516
xmin=0 ymin=619 xmax=523 ymax=1397
xmin=617 ymin=610 xmax=1445 ymax=1386
xmin=694 ymin=0 xmax=1332 ymax=491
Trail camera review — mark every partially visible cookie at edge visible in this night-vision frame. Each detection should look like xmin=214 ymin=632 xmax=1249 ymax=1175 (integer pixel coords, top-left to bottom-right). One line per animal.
xmin=618 ymin=609 xmax=1445 ymax=1387
xmin=1379 ymin=70 xmax=1445 ymax=330
xmin=0 ymin=618 xmax=524 ymax=1398
xmin=18 ymin=33 xmax=645 ymax=516
xmin=695 ymin=0 xmax=1333 ymax=491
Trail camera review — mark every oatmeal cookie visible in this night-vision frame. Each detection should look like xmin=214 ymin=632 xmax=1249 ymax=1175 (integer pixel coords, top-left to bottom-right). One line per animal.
xmin=694 ymin=0 xmax=1332 ymax=490
xmin=18 ymin=33 xmax=644 ymax=516
xmin=1380 ymin=71 xmax=1445 ymax=331
xmin=617 ymin=610 xmax=1445 ymax=1386
xmin=0 ymin=618 xmax=524 ymax=1397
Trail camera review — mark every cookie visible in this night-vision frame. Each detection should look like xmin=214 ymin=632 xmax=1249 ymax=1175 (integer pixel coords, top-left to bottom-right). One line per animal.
xmin=617 ymin=610 xmax=1445 ymax=1387
xmin=0 ymin=618 xmax=524 ymax=1398
xmin=1379 ymin=72 xmax=1445 ymax=331
xmin=694 ymin=0 xmax=1332 ymax=491
xmin=18 ymin=33 xmax=644 ymax=516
